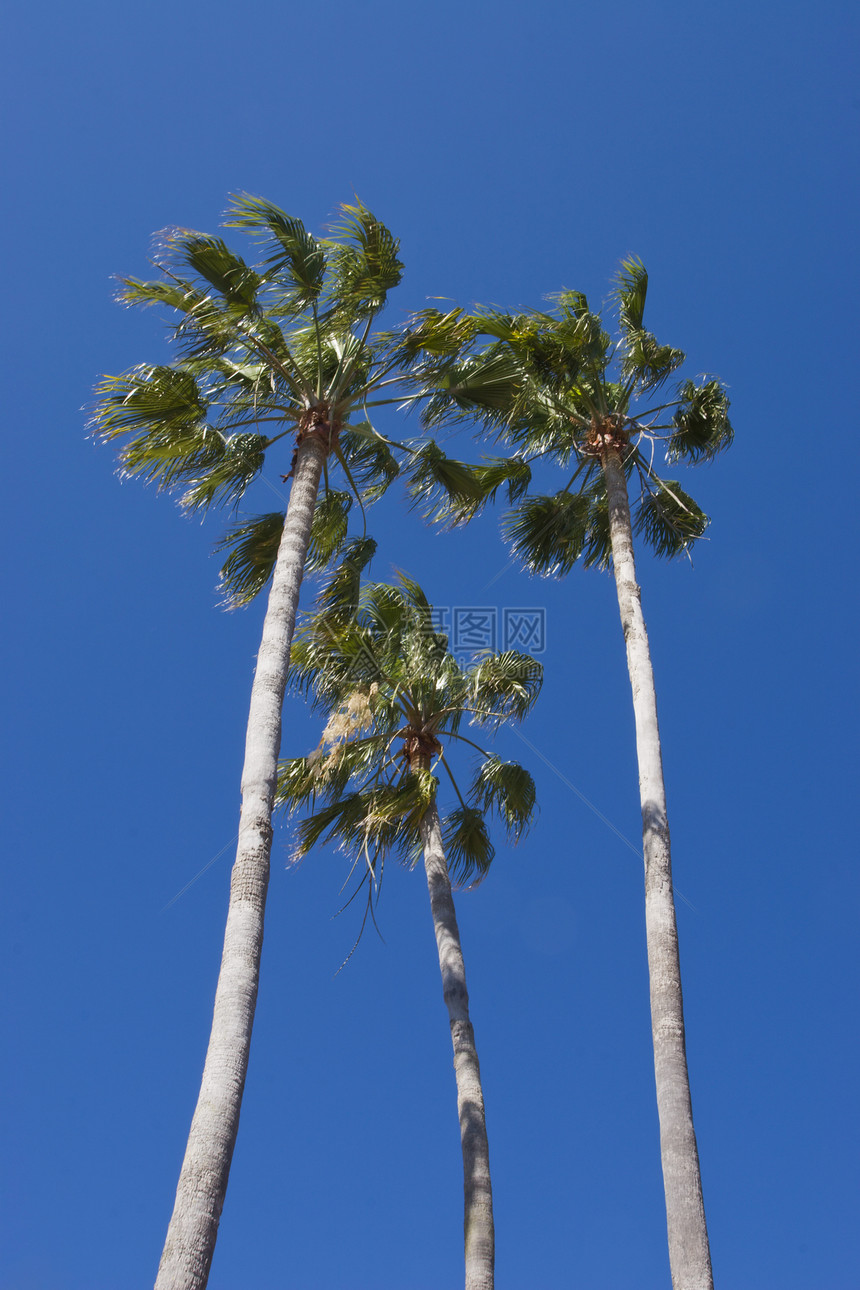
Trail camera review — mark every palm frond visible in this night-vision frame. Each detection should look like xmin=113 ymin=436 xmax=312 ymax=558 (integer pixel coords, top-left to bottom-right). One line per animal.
xmin=634 ymin=478 xmax=708 ymax=557
xmin=316 ymin=537 xmax=378 ymax=623
xmin=468 ymin=651 xmax=543 ymax=725
xmin=224 ymin=194 xmax=327 ymax=304
xmin=615 ymin=257 xmax=649 ymax=332
xmin=581 ymin=486 xmax=614 ymax=569
xmin=384 ymin=308 xmax=477 ymax=368
xmin=338 ymin=424 xmax=400 ymax=502
xmin=478 ymin=309 xmax=596 ymax=391
xmin=92 ymin=365 xmax=208 ymax=438
xmin=179 ymin=432 xmax=267 ymax=512
xmin=471 ymin=756 xmax=536 ymax=841
xmin=622 ymin=329 xmax=685 ymax=392
xmin=668 ymin=379 xmax=733 ymax=462
xmin=116 ymin=276 xmax=209 ymax=317
xmin=275 ymin=754 xmax=329 ymax=813
xmin=406 ymin=441 xmax=485 ymax=522
xmin=307 ymin=489 xmax=352 ymax=570
xmin=91 ymin=365 xmax=229 ymax=495
xmin=326 ymin=201 xmax=403 ymax=319
xmin=117 ymin=424 xmax=226 ymax=492
xmin=551 ymin=288 xmax=591 ymax=321
xmin=501 ymin=490 xmax=592 ymax=576
xmin=420 ymin=350 xmax=522 ymax=428
xmin=294 ymin=791 xmax=369 ymax=858
xmin=166 ymin=231 xmax=262 ymax=311
xmin=216 ymin=511 xmax=284 ymax=608
xmin=442 ymin=806 xmax=494 ymax=887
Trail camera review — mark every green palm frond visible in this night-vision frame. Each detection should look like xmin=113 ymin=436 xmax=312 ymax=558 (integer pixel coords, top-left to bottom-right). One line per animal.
xmin=275 ymin=754 xmax=328 ymax=813
xmin=476 ymin=455 xmax=533 ymax=503
xmin=477 ymin=309 xmax=593 ymax=391
xmin=294 ymin=791 xmax=369 ymax=858
xmin=276 ymin=570 xmax=541 ymax=929
xmin=117 ymin=424 xmax=226 ymax=492
xmin=468 ymin=651 xmax=543 ymax=725
xmin=406 ymin=442 xmax=485 ymax=521
xmin=216 ymin=512 xmax=284 ymax=608
xmin=116 ymin=276 xmax=210 ymax=317
xmin=383 ymin=308 xmax=477 ymax=367
xmin=581 ymin=486 xmax=614 ymax=569
xmin=167 ymin=232 xmax=262 ymax=311
xmin=471 ymin=756 xmax=536 ymax=841
xmin=615 ymin=257 xmax=649 ymax=333
xmin=290 ymin=772 xmax=434 ymax=868
xmin=442 ymin=806 xmax=494 ymax=887
xmin=501 ymin=490 xmax=592 ymax=576
xmin=420 ymin=349 xmax=522 ymax=428
xmin=307 ymin=490 xmax=352 ymax=570
xmin=622 ymin=329 xmax=685 ymax=392
xmin=634 ymin=478 xmax=708 ymax=557
xmin=92 ymin=365 xmax=208 ymax=438
xmin=366 ymin=774 xmax=436 ymax=864
xmin=288 ymin=626 xmax=367 ymax=705
xmin=179 ymin=432 xmax=267 ymax=512
xmin=325 ymin=201 xmax=403 ymax=319
xmin=224 ymin=194 xmax=327 ymax=304
xmin=91 ymin=364 xmax=227 ymax=496
xmin=338 ymin=424 xmax=400 ymax=502
xmin=315 ymin=537 xmax=378 ymax=623
xmin=668 ymin=379 xmax=733 ymax=462
xmin=277 ymin=728 xmax=396 ymax=815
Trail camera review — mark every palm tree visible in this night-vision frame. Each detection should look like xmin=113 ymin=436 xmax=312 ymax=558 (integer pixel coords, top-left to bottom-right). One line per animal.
xmin=276 ymin=566 xmax=542 ymax=1290
xmin=414 ymin=263 xmax=732 ymax=1289
xmin=90 ymin=196 xmax=482 ymax=1289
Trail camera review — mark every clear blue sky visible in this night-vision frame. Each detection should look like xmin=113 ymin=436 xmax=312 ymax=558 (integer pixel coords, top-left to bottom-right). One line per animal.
xmin=2 ymin=1 xmax=858 ymax=1287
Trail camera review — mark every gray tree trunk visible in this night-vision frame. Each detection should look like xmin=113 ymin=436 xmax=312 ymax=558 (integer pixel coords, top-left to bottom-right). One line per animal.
xmin=602 ymin=448 xmax=714 ymax=1290
xmin=418 ymin=797 xmax=495 ymax=1290
xmin=155 ymin=436 xmax=326 ymax=1290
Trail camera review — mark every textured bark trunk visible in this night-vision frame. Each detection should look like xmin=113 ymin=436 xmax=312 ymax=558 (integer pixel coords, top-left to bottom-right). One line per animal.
xmin=418 ymin=796 xmax=495 ymax=1290
xmin=155 ymin=436 xmax=325 ymax=1290
xmin=602 ymin=449 xmax=713 ymax=1290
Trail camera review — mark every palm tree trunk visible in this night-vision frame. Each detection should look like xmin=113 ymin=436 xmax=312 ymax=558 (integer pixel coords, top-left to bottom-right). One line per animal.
xmin=155 ymin=436 xmax=326 ymax=1290
xmin=418 ymin=796 xmax=495 ymax=1290
xmin=602 ymin=448 xmax=713 ymax=1290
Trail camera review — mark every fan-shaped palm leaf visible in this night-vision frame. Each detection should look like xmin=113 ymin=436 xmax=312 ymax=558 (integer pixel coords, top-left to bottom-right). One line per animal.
xmin=216 ymin=512 xmax=284 ymax=608
xmin=668 ymin=379 xmax=734 ymax=462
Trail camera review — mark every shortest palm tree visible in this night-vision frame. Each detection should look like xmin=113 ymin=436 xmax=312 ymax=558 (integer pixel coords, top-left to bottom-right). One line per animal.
xmin=276 ymin=564 xmax=541 ymax=1290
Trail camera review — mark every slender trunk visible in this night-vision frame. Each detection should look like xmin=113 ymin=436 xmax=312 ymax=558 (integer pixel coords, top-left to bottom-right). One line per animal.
xmin=418 ymin=796 xmax=495 ymax=1290
xmin=602 ymin=448 xmax=713 ymax=1290
xmin=155 ymin=437 xmax=325 ymax=1290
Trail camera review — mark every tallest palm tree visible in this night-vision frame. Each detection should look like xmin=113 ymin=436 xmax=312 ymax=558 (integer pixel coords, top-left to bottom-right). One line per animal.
xmin=92 ymin=196 xmax=477 ymax=1289
xmin=415 ymin=264 xmax=732 ymax=1289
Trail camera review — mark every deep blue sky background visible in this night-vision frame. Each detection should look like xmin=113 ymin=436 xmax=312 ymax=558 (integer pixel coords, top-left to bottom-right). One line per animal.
xmin=2 ymin=2 xmax=858 ymax=1287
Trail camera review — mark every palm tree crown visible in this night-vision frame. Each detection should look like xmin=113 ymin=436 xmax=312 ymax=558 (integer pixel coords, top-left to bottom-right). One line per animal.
xmin=277 ymin=559 xmax=541 ymax=896
xmin=90 ymin=194 xmax=482 ymax=602
xmin=409 ymin=258 xmax=732 ymax=563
